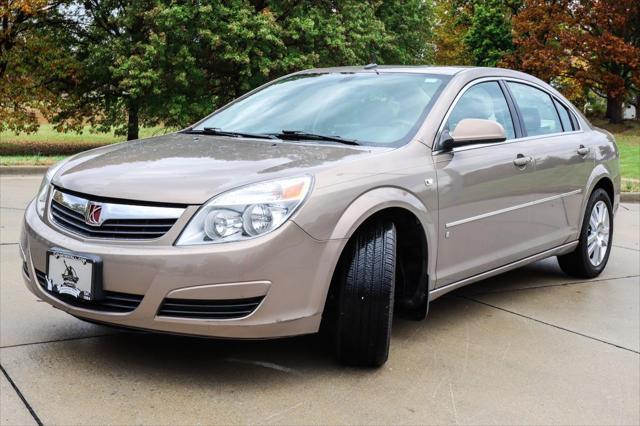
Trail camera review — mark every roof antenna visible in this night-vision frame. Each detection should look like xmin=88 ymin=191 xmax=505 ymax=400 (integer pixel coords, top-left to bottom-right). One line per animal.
xmin=365 ymin=47 xmax=379 ymax=74
xmin=364 ymin=63 xmax=379 ymax=75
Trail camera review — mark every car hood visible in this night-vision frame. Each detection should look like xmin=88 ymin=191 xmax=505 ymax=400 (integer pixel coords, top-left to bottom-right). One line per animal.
xmin=53 ymin=133 xmax=376 ymax=204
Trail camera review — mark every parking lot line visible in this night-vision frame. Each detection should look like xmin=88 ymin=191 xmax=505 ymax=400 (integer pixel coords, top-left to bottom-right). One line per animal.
xmin=458 ymin=295 xmax=640 ymax=354
xmin=0 ymin=364 xmax=42 ymax=425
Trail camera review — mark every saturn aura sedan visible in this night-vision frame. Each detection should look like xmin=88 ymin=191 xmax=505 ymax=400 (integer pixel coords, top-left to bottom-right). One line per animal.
xmin=20 ymin=66 xmax=620 ymax=366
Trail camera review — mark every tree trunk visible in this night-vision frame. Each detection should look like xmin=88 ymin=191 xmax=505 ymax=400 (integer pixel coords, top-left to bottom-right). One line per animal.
xmin=127 ymin=101 xmax=139 ymax=140
xmin=606 ymin=95 xmax=624 ymax=124
xmin=605 ymin=97 xmax=613 ymax=119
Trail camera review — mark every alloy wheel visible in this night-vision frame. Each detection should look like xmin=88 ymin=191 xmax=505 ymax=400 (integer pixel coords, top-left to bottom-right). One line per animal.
xmin=587 ymin=200 xmax=610 ymax=266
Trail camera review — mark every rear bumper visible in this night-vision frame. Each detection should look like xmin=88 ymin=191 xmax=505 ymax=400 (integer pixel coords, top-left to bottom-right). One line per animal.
xmin=20 ymin=201 xmax=343 ymax=338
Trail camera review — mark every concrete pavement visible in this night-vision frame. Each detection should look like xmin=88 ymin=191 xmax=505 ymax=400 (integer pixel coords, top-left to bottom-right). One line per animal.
xmin=1 ymin=174 xmax=638 ymax=425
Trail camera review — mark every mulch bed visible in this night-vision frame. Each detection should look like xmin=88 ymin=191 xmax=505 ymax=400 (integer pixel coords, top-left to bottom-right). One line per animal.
xmin=0 ymin=141 xmax=112 ymax=156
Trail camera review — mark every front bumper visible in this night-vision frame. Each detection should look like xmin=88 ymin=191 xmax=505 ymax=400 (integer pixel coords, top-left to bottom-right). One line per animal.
xmin=20 ymin=201 xmax=343 ymax=338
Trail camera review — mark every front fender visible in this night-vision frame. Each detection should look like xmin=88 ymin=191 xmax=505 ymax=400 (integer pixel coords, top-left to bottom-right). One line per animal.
xmin=327 ymin=187 xmax=434 ymax=241
xmin=309 ymin=186 xmax=438 ymax=292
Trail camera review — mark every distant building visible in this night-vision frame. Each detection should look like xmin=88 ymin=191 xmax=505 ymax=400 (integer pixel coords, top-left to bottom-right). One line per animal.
xmin=624 ymin=104 xmax=637 ymax=120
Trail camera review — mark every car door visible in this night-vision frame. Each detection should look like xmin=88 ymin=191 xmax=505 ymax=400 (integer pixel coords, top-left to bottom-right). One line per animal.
xmin=505 ymin=81 xmax=592 ymax=251
xmin=433 ymin=80 xmax=542 ymax=288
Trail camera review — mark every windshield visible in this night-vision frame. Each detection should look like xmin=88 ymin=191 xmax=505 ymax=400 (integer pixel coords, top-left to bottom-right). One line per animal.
xmin=193 ymin=72 xmax=450 ymax=146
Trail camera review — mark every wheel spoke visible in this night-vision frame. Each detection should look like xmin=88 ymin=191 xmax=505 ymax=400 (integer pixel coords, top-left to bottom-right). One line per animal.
xmin=598 ymin=204 xmax=606 ymax=223
xmin=594 ymin=244 xmax=602 ymax=264
xmin=588 ymin=240 xmax=597 ymax=256
xmin=587 ymin=233 xmax=597 ymax=245
xmin=598 ymin=243 xmax=606 ymax=263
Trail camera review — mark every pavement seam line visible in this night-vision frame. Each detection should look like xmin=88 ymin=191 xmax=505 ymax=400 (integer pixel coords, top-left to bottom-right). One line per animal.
xmin=456 ymin=295 xmax=640 ymax=355
xmin=468 ymin=274 xmax=640 ymax=296
xmin=0 ymin=206 xmax=26 ymax=211
xmin=0 ymin=332 xmax=121 ymax=350
xmin=0 ymin=242 xmax=19 ymax=246
xmin=613 ymin=244 xmax=640 ymax=252
xmin=0 ymin=363 xmax=43 ymax=426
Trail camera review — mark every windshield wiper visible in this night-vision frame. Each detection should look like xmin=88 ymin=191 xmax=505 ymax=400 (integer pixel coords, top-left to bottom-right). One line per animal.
xmin=271 ymin=130 xmax=360 ymax=146
xmin=184 ymin=127 xmax=278 ymax=140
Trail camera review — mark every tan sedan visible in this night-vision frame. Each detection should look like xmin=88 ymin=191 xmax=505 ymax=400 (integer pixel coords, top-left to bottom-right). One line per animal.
xmin=20 ymin=66 xmax=620 ymax=366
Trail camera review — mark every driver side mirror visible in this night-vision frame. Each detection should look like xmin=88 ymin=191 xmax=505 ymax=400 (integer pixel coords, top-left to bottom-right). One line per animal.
xmin=440 ymin=118 xmax=507 ymax=150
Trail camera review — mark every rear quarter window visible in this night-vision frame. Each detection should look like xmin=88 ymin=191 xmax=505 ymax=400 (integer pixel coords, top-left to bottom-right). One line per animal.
xmin=554 ymin=99 xmax=575 ymax=132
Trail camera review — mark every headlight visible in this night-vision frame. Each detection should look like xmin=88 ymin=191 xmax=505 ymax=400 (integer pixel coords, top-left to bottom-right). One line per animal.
xmin=35 ymin=160 xmax=66 ymax=219
xmin=176 ymin=176 xmax=313 ymax=245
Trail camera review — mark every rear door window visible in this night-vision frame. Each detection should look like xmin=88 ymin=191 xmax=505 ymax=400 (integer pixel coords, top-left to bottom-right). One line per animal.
xmin=447 ymin=81 xmax=516 ymax=140
xmin=554 ymin=99 xmax=575 ymax=131
xmin=507 ymin=82 xmax=562 ymax=136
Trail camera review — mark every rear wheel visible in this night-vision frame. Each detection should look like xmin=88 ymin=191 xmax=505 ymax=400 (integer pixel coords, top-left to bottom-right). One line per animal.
xmin=557 ymin=188 xmax=613 ymax=278
xmin=335 ymin=221 xmax=396 ymax=367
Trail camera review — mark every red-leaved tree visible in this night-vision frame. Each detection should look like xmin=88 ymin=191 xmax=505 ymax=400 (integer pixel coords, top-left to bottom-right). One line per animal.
xmin=506 ymin=0 xmax=639 ymax=123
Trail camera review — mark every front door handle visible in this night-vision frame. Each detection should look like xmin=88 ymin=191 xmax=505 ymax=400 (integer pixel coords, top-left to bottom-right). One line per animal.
xmin=513 ymin=154 xmax=533 ymax=167
xmin=577 ymin=145 xmax=590 ymax=156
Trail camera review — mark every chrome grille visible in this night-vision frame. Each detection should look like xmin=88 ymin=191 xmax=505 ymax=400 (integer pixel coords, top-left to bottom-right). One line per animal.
xmin=49 ymin=188 xmax=184 ymax=240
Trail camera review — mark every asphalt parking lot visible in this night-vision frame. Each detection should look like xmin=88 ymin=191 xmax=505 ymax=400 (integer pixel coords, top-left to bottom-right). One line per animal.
xmin=1 ymin=174 xmax=638 ymax=425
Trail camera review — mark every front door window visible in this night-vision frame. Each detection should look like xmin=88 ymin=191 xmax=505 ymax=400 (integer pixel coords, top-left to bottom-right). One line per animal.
xmin=447 ymin=81 xmax=516 ymax=140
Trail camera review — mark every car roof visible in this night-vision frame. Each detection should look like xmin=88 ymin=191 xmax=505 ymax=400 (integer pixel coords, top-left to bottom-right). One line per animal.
xmin=294 ymin=65 xmax=554 ymax=95
xmin=296 ymin=65 xmax=542 ymax=80
xmin=298 ymin=65 xmax=469 ymax=75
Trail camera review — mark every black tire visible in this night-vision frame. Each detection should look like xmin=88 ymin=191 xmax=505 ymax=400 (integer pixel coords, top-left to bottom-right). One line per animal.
xmin=557 ymin=188 xmax=613 ymax=278
xmin=335 ymin=221 xmax=396 ymax=367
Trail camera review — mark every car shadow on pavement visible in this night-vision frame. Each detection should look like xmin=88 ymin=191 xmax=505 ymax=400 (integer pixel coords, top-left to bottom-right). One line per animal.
xmin=53 ymin=296 xmax=475 ymax=382
xmin=48 ymin=258 xmax=577 ymax=381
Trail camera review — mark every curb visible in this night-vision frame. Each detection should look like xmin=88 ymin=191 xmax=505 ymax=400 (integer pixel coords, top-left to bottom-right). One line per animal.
xmin=621 ymin=192 xmax=640 ymax=203
xmin=0 ymin=166 xmax=48 ymax=175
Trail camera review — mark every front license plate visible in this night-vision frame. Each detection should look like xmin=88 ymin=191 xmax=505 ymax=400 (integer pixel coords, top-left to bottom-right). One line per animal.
xmin=46 ymin=249 xmax=103 ymax=301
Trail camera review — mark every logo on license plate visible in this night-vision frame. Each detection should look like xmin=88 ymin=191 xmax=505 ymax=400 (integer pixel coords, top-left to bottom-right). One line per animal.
xmin=47 ymin=253 xmax=91 ymax=300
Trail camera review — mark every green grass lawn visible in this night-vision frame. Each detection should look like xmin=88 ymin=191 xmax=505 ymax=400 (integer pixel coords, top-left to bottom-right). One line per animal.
xmin=617 ymin=135 xmax=639 ymax=191
xmin=595 ymin=119 xmax=639 ymax=192
xmin=1 ymin=124 xmax=168 ymax=144
xmin=2 ymin=121 xmax=639 ymax=191
xmin=0 ymin=124 xmax=170 ymax=159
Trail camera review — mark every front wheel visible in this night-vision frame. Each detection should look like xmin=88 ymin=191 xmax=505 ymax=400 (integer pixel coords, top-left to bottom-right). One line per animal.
xmin=335 ymin=221 xmax=396 ymax=367
xmin=558 ymin=188 xmax=613 ymax=278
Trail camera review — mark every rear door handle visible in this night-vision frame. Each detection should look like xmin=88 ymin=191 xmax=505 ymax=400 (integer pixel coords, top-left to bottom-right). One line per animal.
xmin=577 ymin=145 xmax=590 ymax=156
xmin=513 ymin=154 xmax=533 ymax=167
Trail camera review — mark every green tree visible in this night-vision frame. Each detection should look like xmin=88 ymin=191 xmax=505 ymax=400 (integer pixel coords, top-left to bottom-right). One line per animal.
xmin=51 ymin=0 xmax=215 ymax=140
xmin=375 ymin=0 xmax=435 ymax=64
xmin=15 ymin=0 xmax=436 ymax=140
xmin=464 ymin=0 xmax=514 ymax=67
